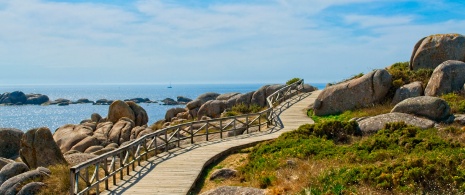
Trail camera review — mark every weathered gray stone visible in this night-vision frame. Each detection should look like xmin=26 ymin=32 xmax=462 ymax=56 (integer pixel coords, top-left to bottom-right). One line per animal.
xmin=314 ymin=69 xmax=392 ymax=116
xmin=0 ymin=128 xmax=24 ymax=159
xmin=0 ymin=158 xmax=14 ymax=170
xmin=0 ymin=91 xmax=27 ymax=104
xmin=177 ymin=96 xmax=193 ymax=103
xmin=209 ymin=168 xmax=237 ymax=181
xmin=64 ymin=153 xmax=98 ymax=166
xmin=91 ymin=113 xmax=102 ymax=123
xmin=53 ymin=124 xmax=93 ymax=153
xmin=197 ymin=100 xmax=227 ymax=118
xmin=165 ymin=107 xmax=186 ymax=122
xmin=410 ymin=34 xmax=465 ymax=70
xmin=425 ymin=60 xmax=465 ymax=96
xmin=108 ymin=100 xmax=135 ymax=124
xmin=251 ymin=85 xmax=270 ymax=107
xmin=357 ymin=112 xmax=435 ymax=134
xmin=217 ymin=93 xmax=240 ymax=101
xmin=392 ymin=81 xmax=424 ymax=105
xmin=25 ymin=94 xmax=49 ymax=105
xmin=235 ymin=91 xmax=254 ymax=106
xmin=93 ymin=122 xmax=113 ymax=143
xmin=109 ymin=117 xmax=134 ymax=145
xmin=21 ymin=127 xmax=68 ymax=169
xmin=302 ymin=84 xmax=318 ymax=93
xmin=0 ymin=162 xmax=29 ymax=186
xmin=391 ymin=96 xmax=451 ymax=121
xmin=161 ymin=98 xmax=178 ymax=105
xmin=200 ymin=186 xmax=266 ymax=195
xmin=84 ymin=145 xmax=104 ymax=153
xmin=0 ymin=167 xmax=50 ymax=195
xmin=127 ymin=101 xmax=149 ymax=126
xmin=70 ymin=136 xmax=100 ymax=153
xmin=17 ymin=182 xmax=46 ymax=195
xmin=266 ymin=84 xmax=285 ymax=98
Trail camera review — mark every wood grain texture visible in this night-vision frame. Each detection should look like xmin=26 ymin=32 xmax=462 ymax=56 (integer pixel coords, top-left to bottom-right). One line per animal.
xmin=102 ymin=91 xmax=321 ymax=195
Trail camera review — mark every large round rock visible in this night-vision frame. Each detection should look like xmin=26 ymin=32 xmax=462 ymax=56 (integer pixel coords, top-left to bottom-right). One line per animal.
xmin=313 ymin=69 xmax=392 ymax=116
xmin=0 ymin=128 xmax=24 ymax=159
xmin=391 ymin=81 xmax=423 ymax=105
xmin=391 ymin=96 xmax=451 ymax=122
xmin=108 ymin=100 xmax=136 ymax=124
xmin=357 ymin=113 xmax=435 ymax=134
xmin=20 ymin=127 xmax=68 ymax=169
xmin=53 ymin=124 xmax=94 ymax=153
xmin=410 ymin=33 xmax=465 ymax=70
xmin=425 ymin=60 xmax=465 ymax=96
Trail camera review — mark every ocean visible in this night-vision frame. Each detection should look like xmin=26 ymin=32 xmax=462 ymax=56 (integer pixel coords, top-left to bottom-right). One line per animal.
xmin=0 ymin=83 xmax=326 ymax=132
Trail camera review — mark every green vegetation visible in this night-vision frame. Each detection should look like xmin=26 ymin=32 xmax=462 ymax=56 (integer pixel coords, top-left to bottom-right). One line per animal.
xmin=224 ymin=103 xmax=263 ymax=116
xmin=387 ymin=62 xmax=433 ymax=89
xmin=441 ymin=92 xmax=465 ymax=113
xmin=309 ymin=103 xmax=392 ymax=123
xmin=286 ymin=78 xmax=301 ymax=85
xmin=236 ymin=122 xmax=465 ymax=194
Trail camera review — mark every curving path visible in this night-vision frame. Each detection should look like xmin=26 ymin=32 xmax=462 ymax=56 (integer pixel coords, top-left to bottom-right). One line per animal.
xmin=102 ymin=90 xmax=321 ymax=195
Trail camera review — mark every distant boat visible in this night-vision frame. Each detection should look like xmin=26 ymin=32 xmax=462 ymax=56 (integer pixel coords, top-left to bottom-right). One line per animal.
xmin=167 ymin=82 xmax=172 ymax=88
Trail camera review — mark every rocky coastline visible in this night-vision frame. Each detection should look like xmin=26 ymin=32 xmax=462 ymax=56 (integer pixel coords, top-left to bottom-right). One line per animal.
xmin=0 ymin=90 xmax=200 ymax=106
xmin=1 ymin=33 xmax=464 ymax=194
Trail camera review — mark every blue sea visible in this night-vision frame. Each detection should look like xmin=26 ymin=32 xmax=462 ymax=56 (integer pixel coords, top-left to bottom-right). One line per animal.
xmin=0 ymin=83 xmax=326 ymax=132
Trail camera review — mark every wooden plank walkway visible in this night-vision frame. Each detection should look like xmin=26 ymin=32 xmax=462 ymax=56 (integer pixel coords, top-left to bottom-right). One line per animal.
xmin=102 ymin=90 xmax=321 ymax=195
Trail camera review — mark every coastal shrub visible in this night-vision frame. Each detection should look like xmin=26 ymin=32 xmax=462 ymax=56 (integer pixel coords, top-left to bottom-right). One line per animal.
xmin=286 ymin=78 xmax=301 ymax=85
xmin=441 ymin=92 xmax=465 ymax=113
xmin=386 ymin=61 xmax=433 ymax=101
xmin=281 ymin=120 xmax=361 ymax=143
xmin=236 ymin=122 xmax=465 ymax=194
xmin=310 ymin=103 xmax=392 ymax=123
xmin=231 ymin=103 xmax=262 ymax=114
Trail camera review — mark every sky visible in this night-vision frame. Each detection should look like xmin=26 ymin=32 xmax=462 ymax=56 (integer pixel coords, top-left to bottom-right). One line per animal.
xmin=1 ymin=0 xmax=465 ymax=85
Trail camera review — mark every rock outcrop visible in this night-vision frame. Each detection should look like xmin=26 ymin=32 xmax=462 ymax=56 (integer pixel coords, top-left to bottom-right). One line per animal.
xmin=0 ymin=162 xmax=29 ymax=185
xmin=250 ymin=85 xmax=270 ymax=107
xmin=0 ymin=91 xmax=27 ymax=105
xmin=0 ymin=167 xmax=51 ymax=195
xmin=177 ymin=96 xmax=192 ymax=104
xmin=425 ymin=60 xmax=465 ymax=96
xmin=25 ymin=94 xmax=49 ymax=105
xmin=391 ymin=96 xmax=452 ymax=122
xmin=313 ymin=69 xmax=392 ymax=116
xmin=53 ymin=124 xmax=94 ymax=153
xmin=197 ymin=100 xmax=227 ymax=118
xmin=127 ymin=101 xmax=148 ymax=126
xmin=410 ymin=34 xmax=465 ymax=70
xmin=0 ymin=158 xmax=15 ymax=170
xmin=20 ymin=127 xmax=68 ymax=169
xmin=17 ymin=182 xmax=46 ymax=195
xmin=165 ymin=107 xmax=187 ymax=122
xmin=108 ymin=100 xmax=136 ymax=124
xmin=200 ymin=186 xmax=266 ymax=195
xmin=357 ymin=113 xmax=435 ymax=134
xmin=391 ymin=81 xmax=423 ymax=105
xmin=186 ymin=93 xmax=220 ymax=110
xmin=109 ymin=117 xmax=135 ymax=145
xmin=0 ymin=128 xmax=24 ymax=159
xmin=209 ymin=168 xmax=237 ymax=181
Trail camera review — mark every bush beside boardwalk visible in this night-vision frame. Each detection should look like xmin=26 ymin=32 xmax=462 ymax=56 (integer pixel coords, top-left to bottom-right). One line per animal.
xmin=198 ymin=33 xmax=465 ymax=194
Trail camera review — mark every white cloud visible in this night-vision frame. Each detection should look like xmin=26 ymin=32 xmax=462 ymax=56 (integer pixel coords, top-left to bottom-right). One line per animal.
xmin=0 ymin=0 xmax=464 ymax=85
xmin=344 ymin=14 xmax=414 ymax=28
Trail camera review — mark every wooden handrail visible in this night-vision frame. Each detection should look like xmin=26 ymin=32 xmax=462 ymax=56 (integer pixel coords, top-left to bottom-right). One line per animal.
xmin=69 ymin=79 xmax=305 ymax=195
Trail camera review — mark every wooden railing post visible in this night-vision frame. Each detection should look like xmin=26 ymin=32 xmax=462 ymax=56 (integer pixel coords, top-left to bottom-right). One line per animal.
xmin=68 ymin=79 xmax=305 ymax=195
xmin=220 ymin=119 xmax=223 ymax=139
xmin=206 ymin=121 xmax=209 ymax=141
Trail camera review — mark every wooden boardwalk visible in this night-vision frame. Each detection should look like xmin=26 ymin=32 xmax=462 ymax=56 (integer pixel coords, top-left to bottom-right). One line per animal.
xmin=102 ymin=90 xmax=321 ymax=195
